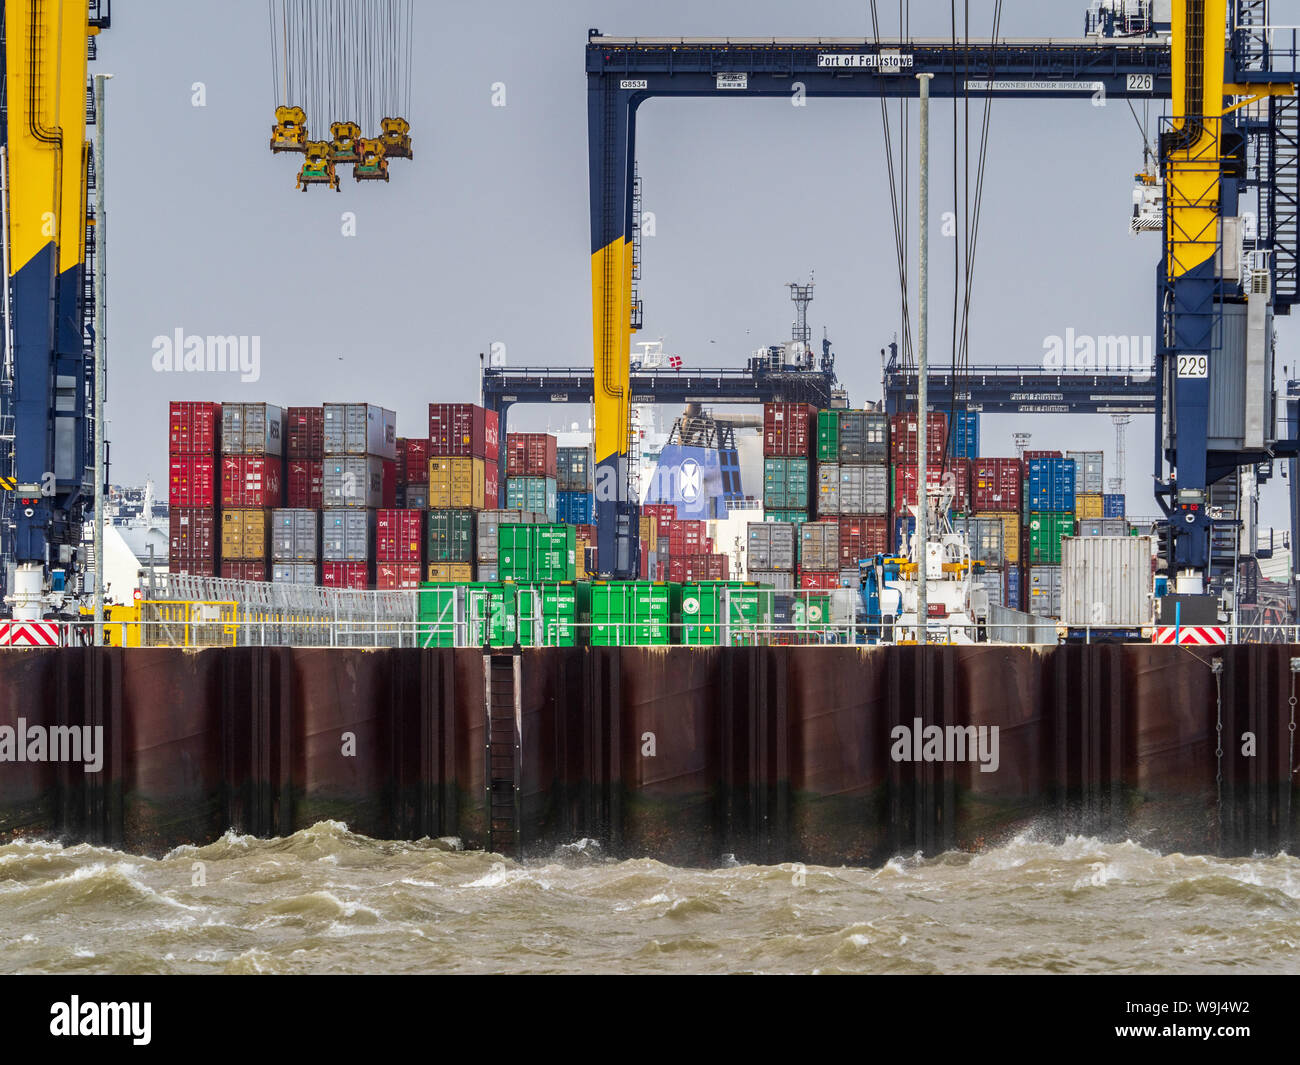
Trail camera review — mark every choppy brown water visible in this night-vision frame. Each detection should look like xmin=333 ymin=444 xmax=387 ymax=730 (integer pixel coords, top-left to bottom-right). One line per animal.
xmin=2 ymin=821 xmax=1298 ymax=974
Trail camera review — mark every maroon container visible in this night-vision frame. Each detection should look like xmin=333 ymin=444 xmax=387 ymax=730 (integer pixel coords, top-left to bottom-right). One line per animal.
xmin=894 ymin=460 xmax=970 ymax=512
xmin=376 ymin=509 xmax=424 ymax=563
xmin=286 ymin=460 xmax=324 ymax=509
xmin=286 ymin=406 xmax=325 ymax=460
xmin=484 ymin=461 xmax=500 ymax=509
xmin=763 ymin=402 xmax=816 ymax=457
xmin=428 ymin=403 xmax=498 ymax=461
xmin=889 ymin=413 xmax=950 ymax=465
xmin=322 ymin=561 xmax=370 ymax=590
xmin=221 ymin=455 xmax=283 ymax=508
xmin=169 ymin=556 xmax=217 ymax=577
xmin=971 ymin=457 xmax=1023 ymax=512
xmin=397 ymin=438 xmax=430 ymax=484
xmin=376 ymin=563 xmax=422 ymax=590
xmin=220 ymin=561 xmax=268 ymax=582
xmin=642 ymin=504 xmax=677 ymax=522
xmin=169 ymin=401 xmax=221 ymax=456
xmin=505 ymin=433 xmax=558 ymax=478
xmin=169 ymin=508 xmax=217 ymax=560
xmin=1023 ymin=449 xmax=1063 ymax=461
xmin=838 ymin=516 xmax=889 ymax=567
xmin=799 ymin=571 xmax=840 ymax=590
xmin=168 ymin=455 xmax=217 ymax=508
xmin=381 ymin=459 xmax=398 ymax=508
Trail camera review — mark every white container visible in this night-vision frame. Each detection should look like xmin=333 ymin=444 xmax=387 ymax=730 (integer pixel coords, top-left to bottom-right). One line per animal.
xmin=1061 ymin=535 xmax=1155 ymax=628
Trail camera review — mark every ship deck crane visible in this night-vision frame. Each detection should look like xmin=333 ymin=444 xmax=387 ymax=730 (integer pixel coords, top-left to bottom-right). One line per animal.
xmin=585 ymin=4 xmax=1300 ymax=615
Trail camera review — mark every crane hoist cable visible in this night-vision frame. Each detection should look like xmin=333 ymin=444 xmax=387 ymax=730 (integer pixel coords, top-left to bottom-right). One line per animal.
xmin=871 ymin=0 xmax=915 ymax=374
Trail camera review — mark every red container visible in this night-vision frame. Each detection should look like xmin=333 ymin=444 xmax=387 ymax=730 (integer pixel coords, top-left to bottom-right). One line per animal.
xmin=169 ymin=401 xmax=221 ymax=455
xmin=763 ymin=402 xmax=816 ymax=457
xmin=169 ymin=556 xmax=217 ymax=577
xmin=971 ymin=457 xmax=1023 ymax=512
xmin=668 ymin=554 xmax=729 ymax=583
xmin=894 ymin=461 xmax=970 ymax=512
xmin=376 ymin=509 xmax=424 ymax=563
xmin=382 ymin=459 xmax=398 ymax=508
xmin=642 ymin=503 xmax=677 ymax=521
xmin=799 ymin=570 xmax=840 ymax=590
xmin=220 ymin=561 xmax=267 ymax=582
xmin=576 ymin=524 xmax=597 ymax=541
xmin=286 ymin=406 xmax=324 ymax=459
xmin=221 ymin=455 xmax=283 ymax=508
xmin=322 ymin=561 xmax=370 ymax=590
xmin=662 ymin=518 xmax=706 ymax=558
xmin=376 ymin=562 xmax=423 ymax=590
xmin=169 ymin=508 xmax=217 ymax=560
xmin=505 ymin=433 xmax=558 ymax=478
xmin=838 ymin=516 xmax=890 ymax=567
xmin=1023 ymin=450 xmax=1063 ymax=461
xmin=168 ymin=455 xmax=217 ymax=508
xmin=484 ymin=460 xmax=500 ymax=509
xmin=400 ymin=438 xmax=430 ymax=484
xmin=287 ymin=460 xmax=324 ymax=509
xmin=889 ymin=413 xmax=949 ymax=464
xmin=428 ymin=403 xmax=499 ymax=460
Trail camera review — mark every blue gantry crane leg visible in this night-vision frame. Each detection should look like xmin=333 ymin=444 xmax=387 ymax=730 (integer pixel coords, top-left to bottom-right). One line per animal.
xmin=0 ymin=3 xmax=108 ymax=618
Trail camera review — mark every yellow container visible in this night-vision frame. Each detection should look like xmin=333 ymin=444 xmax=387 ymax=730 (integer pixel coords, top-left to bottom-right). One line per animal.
xmin=638 ymin=515 xmax=658 ymax=553
xmin=576 ymin=536 xmax=593 ymax=579
xmin=428 ymin=457 xmax=485 ymax=510
xmin=1075 ymin=492 xmax=1104 ymax=520
xmin=221 ymin=508 xmax=270 ymax=560
xmin=426 ymin=563 xmax=474 ymax=583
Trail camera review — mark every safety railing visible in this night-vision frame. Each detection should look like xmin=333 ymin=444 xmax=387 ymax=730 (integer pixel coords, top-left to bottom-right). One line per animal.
xmin=39 ymin=617 xmax=1300 ymax=649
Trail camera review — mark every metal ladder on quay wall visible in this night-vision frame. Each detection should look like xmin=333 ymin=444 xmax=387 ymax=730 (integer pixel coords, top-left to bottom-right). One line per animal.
xmin=483 ymin=651 xmax=522 ymax=856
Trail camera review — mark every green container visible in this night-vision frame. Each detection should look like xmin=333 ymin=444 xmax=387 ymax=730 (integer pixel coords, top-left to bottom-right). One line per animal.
xmin=417 ymin=582 xmax=518 ymax=647
xmin=792 ymin=592 xmax=833 ymax=633
xmin=590 ymin=581 xmax=677 ymax=645
xmin=763 ymin=457 xmax=810 ymax=510
xmin=765 ymin=509 xmax=810 ymax=525
xmin=517 ymin=581 xmax=589 ymax=647
xmin=1026 ymin=512 xmax=1074 ymax=565
xmin=816 ymin=410 xmax=840 ymax=463
xmin=426 ymin=509 xmax=476 ymax=564
xmin=416 ymin=584 xmax=459 ymax=646
xmin=500 ymin=523 xmax=577 ymax=582
xmin=680 ymin=581 xmax=773 ymax=645
xmin=534 ymin=524 xmax=577 ymax=581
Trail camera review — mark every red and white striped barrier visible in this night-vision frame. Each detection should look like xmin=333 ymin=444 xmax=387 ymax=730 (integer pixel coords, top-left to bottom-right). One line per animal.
xmin=1152 ymin=625 xmax=1227 ymax=646
xmin=0 ymin=621 xmax=64 ymax=647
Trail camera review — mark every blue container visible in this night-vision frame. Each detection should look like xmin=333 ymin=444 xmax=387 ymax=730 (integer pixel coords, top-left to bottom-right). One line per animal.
xmin=1027 ymin=458 xmax=1076 ymax=513
xmin=1004 ymin=565 xmax=1022 ymax=610
xmin=556 ymin=490 xmax=594 ymax=526
xmin=1102 ymin=493 xmax=1125 ymax=518
xmin=948 ymin=410 xmax=980 ymax=460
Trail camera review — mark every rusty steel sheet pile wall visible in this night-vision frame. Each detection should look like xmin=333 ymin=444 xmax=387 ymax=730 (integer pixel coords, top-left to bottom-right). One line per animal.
xmin=0 ymin=646 xmax=1295 ymax=862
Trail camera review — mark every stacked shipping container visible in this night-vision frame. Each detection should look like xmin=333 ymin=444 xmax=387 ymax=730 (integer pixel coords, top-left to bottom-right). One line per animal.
xmin=219 ymin=403 xmax=285 ymax=581
xmin=168 ymin=401 xmax=222 ymax=577
xmin=425 ymin=403 xmax=498 ymax=581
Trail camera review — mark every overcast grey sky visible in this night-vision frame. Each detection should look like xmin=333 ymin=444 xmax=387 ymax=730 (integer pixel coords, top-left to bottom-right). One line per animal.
xmin=98 ymin=0 xmax=1297 ymax=532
